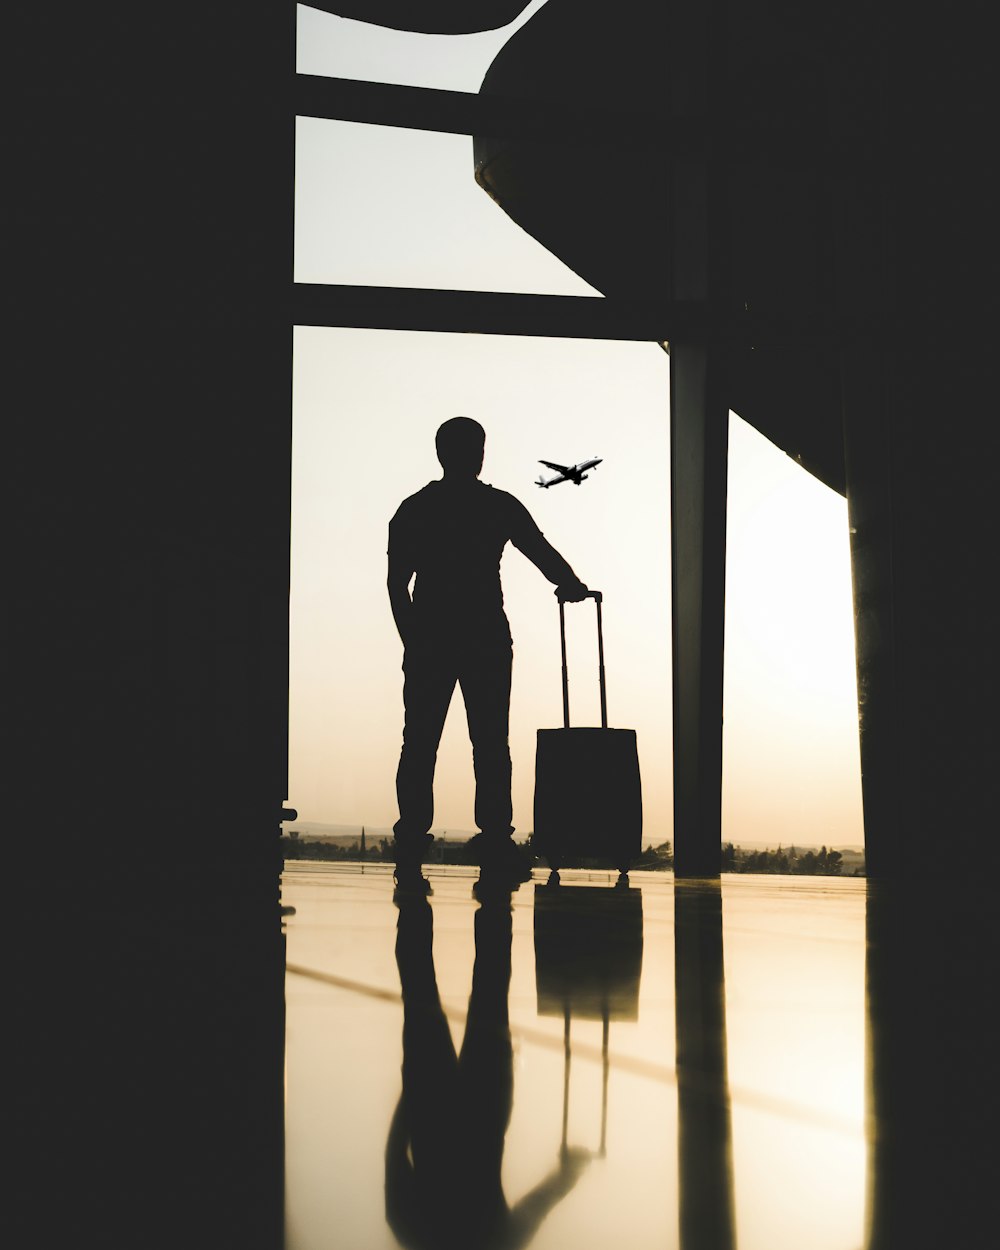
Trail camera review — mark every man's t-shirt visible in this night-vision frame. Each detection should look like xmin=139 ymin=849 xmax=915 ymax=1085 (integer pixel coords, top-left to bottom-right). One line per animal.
xmin=388 ymin=478 xmax=569 ymax=648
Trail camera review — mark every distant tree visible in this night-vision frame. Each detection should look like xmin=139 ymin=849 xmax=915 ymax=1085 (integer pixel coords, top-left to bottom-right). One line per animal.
xmin=632 ymin=842 xmax=670 ymax=870
xmin=716 ymin=842 xmax=851 ymax=876
xmin=797 ymin=850 xmax=817 ymax=874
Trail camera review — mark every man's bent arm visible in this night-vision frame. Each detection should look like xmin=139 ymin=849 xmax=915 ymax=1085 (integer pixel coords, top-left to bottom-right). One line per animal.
xmin=511 ymin=519 xmax=588 ymax=599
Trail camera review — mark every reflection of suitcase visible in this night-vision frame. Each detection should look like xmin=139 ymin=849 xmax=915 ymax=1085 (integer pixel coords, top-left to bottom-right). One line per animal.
xmin=533 ymin=883 xmax=644 ymax=1157
xmin=532 ymin=593 xmax=642 ymax=874
xmin=533 ymin=883 xmax=644 ymax=1020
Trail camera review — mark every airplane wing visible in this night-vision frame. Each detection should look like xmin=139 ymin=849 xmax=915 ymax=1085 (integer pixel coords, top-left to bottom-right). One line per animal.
xmin=539 ymin=460 xmax=571 ymax=473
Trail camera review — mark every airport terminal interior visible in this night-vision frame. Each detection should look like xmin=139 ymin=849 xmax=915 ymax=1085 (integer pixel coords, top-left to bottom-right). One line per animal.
xmin=13 ymin=6 xmax=994 ymax=1249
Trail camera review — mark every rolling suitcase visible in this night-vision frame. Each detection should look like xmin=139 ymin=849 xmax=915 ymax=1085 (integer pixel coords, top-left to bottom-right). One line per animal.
xmin=532 ymin=592 xmax=642 ymax=875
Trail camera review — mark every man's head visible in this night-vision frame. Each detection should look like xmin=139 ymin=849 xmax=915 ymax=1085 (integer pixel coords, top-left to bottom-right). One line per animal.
xmin=435 ymin=416 xmax=485 ymax=477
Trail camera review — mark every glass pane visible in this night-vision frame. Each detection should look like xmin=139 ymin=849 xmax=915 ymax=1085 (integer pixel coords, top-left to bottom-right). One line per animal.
xmin=289 ymin=326 xmax=861 ymax=853
xmin=290 ymin=328 xmax=671 ymax=838
xmin=296 ymin=1 xmax=550 ymax=93
xmin=294 ymin=116 xmax=601 ymax=295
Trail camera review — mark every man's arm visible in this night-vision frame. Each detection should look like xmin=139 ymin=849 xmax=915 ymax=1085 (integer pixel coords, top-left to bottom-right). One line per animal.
xmin=387 ymin=519 xmax=416 ymax=645
xmin=509 ymin=500 xmax=589 ymax=602
xmin=505 ymin=1148 xmax=592 ymax=1248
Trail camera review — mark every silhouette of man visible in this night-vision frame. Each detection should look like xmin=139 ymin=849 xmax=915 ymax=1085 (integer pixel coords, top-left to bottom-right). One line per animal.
xmin=389 ymin=417 xmax=588 ymax=890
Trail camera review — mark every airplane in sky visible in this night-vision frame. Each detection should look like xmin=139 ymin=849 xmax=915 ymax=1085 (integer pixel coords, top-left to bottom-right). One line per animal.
xmin=535 ymin=457 xmax=603 ymax=488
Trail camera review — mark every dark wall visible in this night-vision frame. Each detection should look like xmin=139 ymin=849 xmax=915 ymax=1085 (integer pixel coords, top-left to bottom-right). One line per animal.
xmin=833 ymin=9 xmax=999 ymax=1235
xmin=11 ymin=6 xmax=292 ymax=1246
xmin=829 ymin=0 xmax=997 ymax=882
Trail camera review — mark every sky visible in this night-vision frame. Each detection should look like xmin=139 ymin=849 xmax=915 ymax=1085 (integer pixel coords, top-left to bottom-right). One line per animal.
xmin=289 ymin=5 xmax=864 ymax=848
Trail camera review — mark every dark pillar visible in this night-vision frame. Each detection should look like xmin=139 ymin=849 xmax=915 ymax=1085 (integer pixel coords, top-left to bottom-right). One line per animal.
xmin=669 ymin=0 xmax=729 ymax=878
xmin=831 ymin=0 xmax=997 ymax=884
xmin=670 ymin=348 xmax=729 ymax=878
xmin=11 ymin=6 xmax=294 ymax=1247
xmin=828 ymin=2 xmax=998 ymax=1243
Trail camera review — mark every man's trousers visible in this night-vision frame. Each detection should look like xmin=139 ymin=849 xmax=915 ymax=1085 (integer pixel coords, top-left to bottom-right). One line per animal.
xmin=394 ymin=640 xmax=514 ymax=851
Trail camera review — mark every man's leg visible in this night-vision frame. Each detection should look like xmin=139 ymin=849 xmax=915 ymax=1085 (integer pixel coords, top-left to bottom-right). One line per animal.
xmin=394 ymin=649 xmax=456 ymax=868
xmin=460 ymin=643 xmax=531 ymax=886
xmin=459 ymin=642 xmax=514 ymax=842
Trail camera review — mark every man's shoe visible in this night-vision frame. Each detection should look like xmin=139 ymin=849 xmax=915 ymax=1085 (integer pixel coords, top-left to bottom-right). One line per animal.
xmin=470 ymin=835 xmax=533 ymax=883
xmin=473 ymin=864 xmax=530 ymax=901
xmin=392 ymin=864 xmax=432 ymax=899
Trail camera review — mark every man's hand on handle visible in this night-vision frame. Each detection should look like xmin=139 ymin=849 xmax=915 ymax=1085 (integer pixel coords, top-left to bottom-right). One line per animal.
xmin=555 ymin=579 xmax=590 ymax=603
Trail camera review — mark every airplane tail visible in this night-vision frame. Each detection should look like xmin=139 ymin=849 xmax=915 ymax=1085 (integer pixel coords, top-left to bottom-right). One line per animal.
xmin=536 ymin=476 xmax=548 ymax=488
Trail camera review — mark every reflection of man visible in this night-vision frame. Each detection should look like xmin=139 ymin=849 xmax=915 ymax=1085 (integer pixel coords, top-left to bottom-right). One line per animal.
xmin=388 ymin=417 xmax=588 ymax=892
xmin=386 ymin=891 xmax=590 ymax=1250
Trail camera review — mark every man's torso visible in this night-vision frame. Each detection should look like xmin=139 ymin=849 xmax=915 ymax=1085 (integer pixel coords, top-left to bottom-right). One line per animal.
xmin=390 ymin=479 xmax=532 ymax=647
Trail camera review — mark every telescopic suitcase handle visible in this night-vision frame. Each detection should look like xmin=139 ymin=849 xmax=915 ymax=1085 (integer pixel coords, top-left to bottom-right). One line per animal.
xmin=558 ymin=590 xmax=607 ymax=730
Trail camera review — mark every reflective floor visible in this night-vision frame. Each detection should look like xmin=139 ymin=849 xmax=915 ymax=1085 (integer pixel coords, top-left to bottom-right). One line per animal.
xmin=283 ymin=865 xmax=867 ymax=1250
